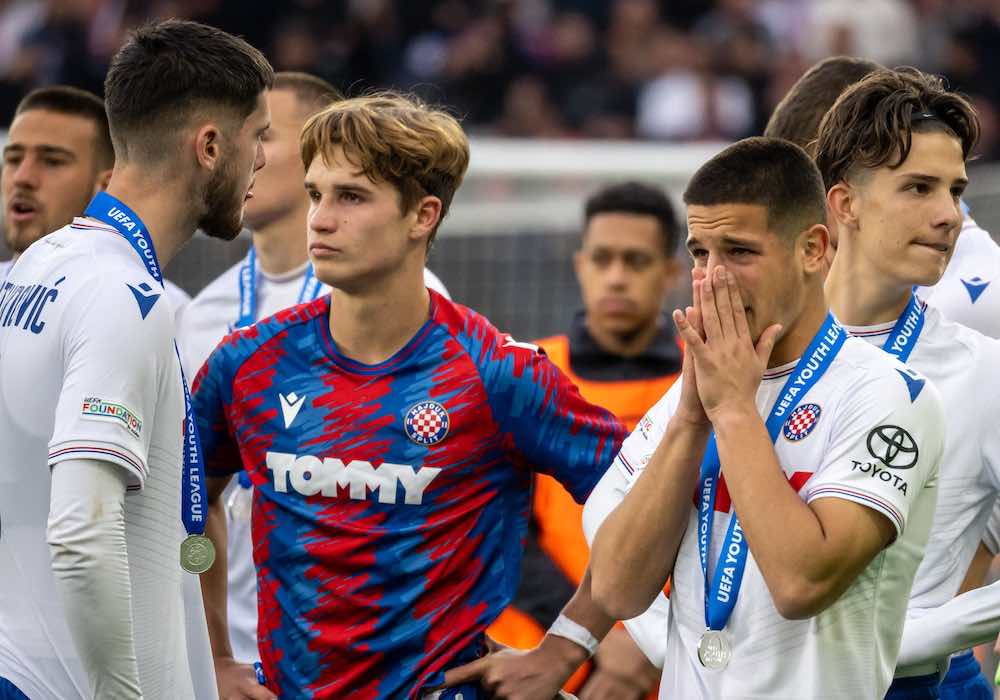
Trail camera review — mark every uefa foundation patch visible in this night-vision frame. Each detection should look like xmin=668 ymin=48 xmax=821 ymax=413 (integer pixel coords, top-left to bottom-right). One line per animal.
xmin=783 ymin=403 xmax=821 ymax=442
xmin=81 ymin=397 xmax=143 ymax=438
xmin=405 ymin=401 xmax=450 ymax=445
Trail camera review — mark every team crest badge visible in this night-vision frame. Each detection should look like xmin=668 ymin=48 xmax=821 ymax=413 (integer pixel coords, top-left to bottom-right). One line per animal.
xmin=405 ymin=401 xmax=450 ymax=445
xmin=783 ymin=403 xmax=821 ymax=442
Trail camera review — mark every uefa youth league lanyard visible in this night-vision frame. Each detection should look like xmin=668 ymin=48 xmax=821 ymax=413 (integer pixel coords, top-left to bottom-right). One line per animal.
xmin=696 ymin=312 xmax=846 ymax=669
xmin=232 ymin=246 xmax=323 ymax=495
xmin=83 ymin=191 xmax=215 ymax=575
xmin=233 ymin=245 xmax=323 ymax=330
xmin=879 ymin=291 xmax=926 ymax=363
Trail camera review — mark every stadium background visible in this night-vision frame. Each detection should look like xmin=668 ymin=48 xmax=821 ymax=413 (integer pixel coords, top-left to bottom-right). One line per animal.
xmin=0 ymin=0 xmax=999 ymax=688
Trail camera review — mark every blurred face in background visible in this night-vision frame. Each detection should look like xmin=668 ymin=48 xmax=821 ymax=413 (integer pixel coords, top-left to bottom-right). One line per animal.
xmin=575 ymin=211 xmax=680 ymax=343
xmin=2 ymin=109 xmax=107 ymax=254
xmin=245 ymin=88 xmax=311 ymax=232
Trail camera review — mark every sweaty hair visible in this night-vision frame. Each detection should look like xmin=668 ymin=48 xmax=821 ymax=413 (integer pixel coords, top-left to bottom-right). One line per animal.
xmin=273 ymin=71 xmax=342 ymax=116
xmin=765 ymin=56 xmax=883 ymax=156
xmin=300 ymin=91 xmax=470 ymax=247
xmin=15 ymin=85 xmax=114 ymax=170
xmin=815 ymin=67 xmax=980 ymax=191
xmin=684 ymin=137 xmax=826 ymax=238
xmin=104 ymin=19 xmax=273 ymax=163
xmin=584 ymin=181 xmax=679 ymax=255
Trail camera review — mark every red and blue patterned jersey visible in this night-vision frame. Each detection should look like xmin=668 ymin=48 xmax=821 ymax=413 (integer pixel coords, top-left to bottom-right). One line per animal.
xmin=192 ymin=291 xmax=627 ymax=699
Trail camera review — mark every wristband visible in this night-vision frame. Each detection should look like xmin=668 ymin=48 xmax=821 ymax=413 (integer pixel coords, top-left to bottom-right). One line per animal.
xmin=547 ymin=613 xmax=599 ymax=657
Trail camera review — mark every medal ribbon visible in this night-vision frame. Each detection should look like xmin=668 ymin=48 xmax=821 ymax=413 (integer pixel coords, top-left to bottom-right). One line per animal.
xmin=83 ymin=192 xmax=207 ymax=538
xmin=879 ymin=291 xmax=925 ymax=363
xmin=234 ymin=246 xmax=323 ymax=330
xmin=698 ymin=312 xmax=847 ymax=631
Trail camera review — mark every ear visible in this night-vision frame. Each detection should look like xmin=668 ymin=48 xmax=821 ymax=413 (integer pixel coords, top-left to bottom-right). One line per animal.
xmin=410 ymin=195 xmax=443 ymax=244
xmin=826 ymin=181 xmax=859 ymax=236
xmin=193 ymin=123 xmax=223 ymax=172
xmin=798 ymin=223 xmax=830 ymax=275
xmin=93 ymin=168 xmax=113 ymax=194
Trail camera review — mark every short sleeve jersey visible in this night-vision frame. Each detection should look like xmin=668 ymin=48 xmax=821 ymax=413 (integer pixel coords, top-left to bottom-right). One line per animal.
xmin=616 ymin=336 xmax=944 ymax=699
xmin=0 ymin=220 xmax=193 ymax=700
xmin=191 ymin=292 xmax=626 ymax=699
xmin=844 ymin=304 xmax=1000 ymax=615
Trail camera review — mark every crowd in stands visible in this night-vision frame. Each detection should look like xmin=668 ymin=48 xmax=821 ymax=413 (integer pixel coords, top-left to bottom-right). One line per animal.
xmin=0 ymin=0 xmax=998 ymax=157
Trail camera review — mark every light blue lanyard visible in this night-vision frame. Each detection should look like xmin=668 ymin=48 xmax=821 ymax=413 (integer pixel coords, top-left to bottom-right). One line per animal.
xmin=698 ymin=312 xmax=847 ymax=631
xmin=83 ymin=192 xmax=207 ymax=538
xmin=234 ymin=246 xmax=322 ymax=329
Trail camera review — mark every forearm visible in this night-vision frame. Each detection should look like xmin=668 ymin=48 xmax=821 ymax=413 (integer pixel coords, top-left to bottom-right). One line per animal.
xmin=590 ymin=417 xmax=707 ymax=619
xmin=201 ymin=490 xmax=233 ymax=660
xmin=47 ymin=459 xmax=143 ymax=699
xmin=898 ymin=582 xmax=1000 ymax=666
xmin=713 ymin=408 xmax=846 ymax=617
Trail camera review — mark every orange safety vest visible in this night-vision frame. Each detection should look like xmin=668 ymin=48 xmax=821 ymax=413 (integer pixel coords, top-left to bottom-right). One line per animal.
xmin=488 ymin=332 xmax=680 ymax=691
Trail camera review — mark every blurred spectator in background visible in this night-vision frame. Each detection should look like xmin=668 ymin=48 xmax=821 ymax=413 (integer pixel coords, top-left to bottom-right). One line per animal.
xmin=488 ymin=181 xmax=684 ymax=699
xmin=0 ymin=0 xmax=996 ymax=154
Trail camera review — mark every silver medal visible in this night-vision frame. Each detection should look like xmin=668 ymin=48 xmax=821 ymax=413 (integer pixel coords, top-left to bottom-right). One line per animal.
xmin=180 ymin=534 xmax=216 ymax=574
xmin=697 ymin=629 xmax=732 ymax=669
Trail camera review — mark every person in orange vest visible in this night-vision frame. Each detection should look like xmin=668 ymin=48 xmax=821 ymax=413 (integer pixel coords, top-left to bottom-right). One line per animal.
xmin=488 ymin=181 xmax=684 ymax=699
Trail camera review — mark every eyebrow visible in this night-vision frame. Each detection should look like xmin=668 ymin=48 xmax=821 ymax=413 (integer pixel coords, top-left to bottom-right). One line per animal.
xmin=2 ymin=144 xmax=77 ymax=159
xmin=686 ymin=234 xmax=761 ymax=249
xmin=898 ymin=172 xmax=969 ymax=187
xmin=303 ymin=181 xmax=375 ymax=195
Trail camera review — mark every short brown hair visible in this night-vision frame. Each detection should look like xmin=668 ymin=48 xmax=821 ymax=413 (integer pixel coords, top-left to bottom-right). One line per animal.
xmin=16 ymin=85 xmax=113 ymax=169
xmin=273 ymin=71 xmax=342 ymax=116
xmin=815 ymin=67 xmax=980 ymax=191
xmin=765 ymin=56 xmax=883 ymax=156
xmin=104 ymin=19 xmax=273 ymax=162
xmin=300 ymin=92 xmax=470 ymax=247
xmin=684 ymin=137 xmax=826 ymax=239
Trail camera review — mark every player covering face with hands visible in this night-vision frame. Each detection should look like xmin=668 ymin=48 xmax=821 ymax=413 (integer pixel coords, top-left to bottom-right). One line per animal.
xmin=446 ymin=138 xmax=946 ymax=699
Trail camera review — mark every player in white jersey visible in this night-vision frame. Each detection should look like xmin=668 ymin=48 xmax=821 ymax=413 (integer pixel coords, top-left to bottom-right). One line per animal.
xmin=917 ymin=204 xmax=1000 ymax=340
xmin=176 ymin=72 xmax=451 ymax=667
xmin=444 ymin=138 xmax=944 ymax=700
xmin=816 ymin=67 xmax=1000 ymax=700
xmin=0 ymin=86 xmax=190 ymax=320
xmin=0 ymin=20 xmax=273 ymax=700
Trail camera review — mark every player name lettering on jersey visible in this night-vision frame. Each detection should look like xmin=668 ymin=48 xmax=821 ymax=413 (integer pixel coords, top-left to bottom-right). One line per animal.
xmin=0 ymin=277 xmax=64 ymax=333
xmin=266 ymin=451 xmax=441 ymax=505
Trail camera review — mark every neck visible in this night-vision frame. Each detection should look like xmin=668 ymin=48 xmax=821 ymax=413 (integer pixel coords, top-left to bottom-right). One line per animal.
xmin=251 ymin=205 xmax=309 ymax=276
xmin=328 ymin=257 xmax=430 ymax=365
xmin=768 ymin=282 xmax=830 ymax=367
xmin=825 ymin=244 xmax=912 ymax=326
xmin=585 ymin=315 xmax=660 ymax=358
xmin=101 ymin=165 xmax=199 ymax=268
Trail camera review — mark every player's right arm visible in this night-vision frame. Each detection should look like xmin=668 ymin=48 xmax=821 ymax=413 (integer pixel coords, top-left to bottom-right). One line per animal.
xmin=191 ymin=342 xmax=276 ymax=700
xmin=589 ymin=303 xmax=711 ymax=620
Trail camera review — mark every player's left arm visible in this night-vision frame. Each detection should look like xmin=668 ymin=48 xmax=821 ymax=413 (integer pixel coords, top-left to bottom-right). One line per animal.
xmin=691 ymin=266 xmax=945 ymax=620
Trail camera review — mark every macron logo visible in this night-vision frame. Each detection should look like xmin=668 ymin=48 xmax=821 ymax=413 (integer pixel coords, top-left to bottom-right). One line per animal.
xmin=127 ymin=282 xmax=160 ymax=319
xmin=279 ymin=391 xmax=306 ymax=428
xmin=961 ymin=276 xmax=990 ymax=304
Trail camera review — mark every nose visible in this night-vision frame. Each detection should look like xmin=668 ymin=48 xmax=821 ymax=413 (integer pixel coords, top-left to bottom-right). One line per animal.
xmin=932 ymin=191 xmax=962 ymax=232
xmin=11 ymin=155 xmax=40 ymax=189
xmin=254 ymin=141 xmax=266 ymax=172
xmin=308 ymin=196 xmax=338 ymax=235
xmin=604 ymin=256 xmax=629 ymax=288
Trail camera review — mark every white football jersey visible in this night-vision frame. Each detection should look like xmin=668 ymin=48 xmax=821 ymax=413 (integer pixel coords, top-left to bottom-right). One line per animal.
xmin=844 ymin=305 xmax=1000 ymax=618
xmin=176 ymin=252 xmax=449 ymax=662
xmin=917 ymin=215 xmax=1000 ymax=339
xmin=0 ymin=219 xmax=194 ymax=699
xmin=616 ymin=336 xmax=943 ymax=699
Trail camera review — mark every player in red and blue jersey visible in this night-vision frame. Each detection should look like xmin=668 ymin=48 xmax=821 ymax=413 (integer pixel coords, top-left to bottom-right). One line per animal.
xmin=192 ymin=92 xmax=627 ymax=700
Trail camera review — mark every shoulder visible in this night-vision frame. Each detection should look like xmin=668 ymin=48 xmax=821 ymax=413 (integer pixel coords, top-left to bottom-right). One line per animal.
xmin=180 ymin=259 xmax=242 ymax=319
xmin=431 ymin=293 xmax=544 ymax=368
xmin=212 ymin=295 xmax=329 ymax=375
